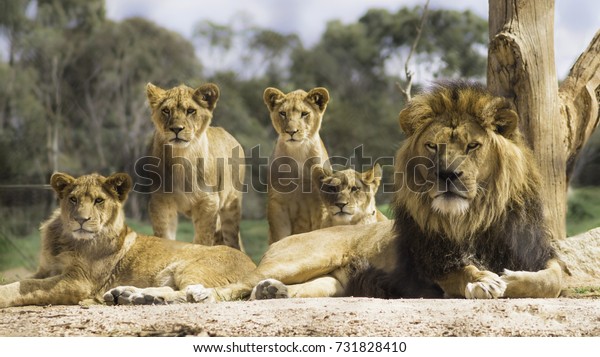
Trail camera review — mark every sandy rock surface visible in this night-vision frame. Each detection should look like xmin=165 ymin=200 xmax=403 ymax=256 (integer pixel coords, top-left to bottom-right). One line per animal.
xmin=1 ymin=297 xmax=599 ymax=337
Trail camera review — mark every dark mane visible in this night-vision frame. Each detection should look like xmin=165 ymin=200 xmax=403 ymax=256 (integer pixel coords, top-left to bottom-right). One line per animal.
xmin=346 ymin=81 xmax=558 ymax=299
xmin=392 ymin=193 xmax=555 ymax=294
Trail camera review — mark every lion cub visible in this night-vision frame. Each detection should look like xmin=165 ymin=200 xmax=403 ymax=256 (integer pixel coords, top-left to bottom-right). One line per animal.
xmin=263 ymin=87 xmax=331 ymax=244
xmin=146 ymin=83 xmax=245 ymax=250
xmin=313 ymin=164 xmax=388 ymax=227
xmin=0 ymin=172 xmax=255 ymax=308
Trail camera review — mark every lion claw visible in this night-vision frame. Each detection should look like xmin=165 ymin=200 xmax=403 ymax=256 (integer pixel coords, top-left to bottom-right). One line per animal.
xmin=103 ymin=286 xmax=168 ymax=305
xmin=186 ymin=284 xmax=215 ymax=303
xmin=464 ymin=272 xmax=506 ymax=299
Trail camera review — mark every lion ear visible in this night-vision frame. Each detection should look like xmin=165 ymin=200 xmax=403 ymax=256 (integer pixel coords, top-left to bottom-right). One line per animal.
xmin=311 ymin=164 xmax=331 ymax=189
xmin=104 ymin=173 xmax=133 ymax=202
xmin=362 ymin=164 xmax=382 ymax=190
xmin=482 ymin=97 xmax=519 ymax=138
xmin=263 ymin=87 xmax=285 ymax=112
xmin=194 ymin=83 xmax=220 ymax=111
xmin=307 ymin=87 xmax=330 ymax=113
xmin=50 ymin=172 xmax=75 ymax=199
xmin=398 ymin=102 xmax=430 ymax=137
xmin=493 ymin=107 xmax=519 ymax=138
xmin=146 ymin=83 xmax=165 ymax=109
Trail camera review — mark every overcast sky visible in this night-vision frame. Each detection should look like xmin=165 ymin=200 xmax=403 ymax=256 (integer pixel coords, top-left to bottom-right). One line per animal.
xmin=105 ymin=0 xmax=599 ymax=79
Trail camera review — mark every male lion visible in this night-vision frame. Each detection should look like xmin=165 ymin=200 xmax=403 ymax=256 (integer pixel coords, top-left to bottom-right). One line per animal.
xmin=313 ymin=164 xmax=388 ymax=228
xmin=179 ymin=81 xmax=566 ymax=302
xmin=264 ymin=87 xmax=331 ymax=244
xmin=347 ymin=81 xmax=567 ymax=299
xmin=146 ymin=83 xmax=245 ymax=250
xmin=0 ymin=172 xmax=255 ymax=308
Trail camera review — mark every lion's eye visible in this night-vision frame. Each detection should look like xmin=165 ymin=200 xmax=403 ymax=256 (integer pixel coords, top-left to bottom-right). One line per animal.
xmin=279 ymin=111 xmax=286 ymax=119
xmin=425 ymin=142 xmax=437 ymax=152
xmin=301 ymin=111 xmax=309 ymax=118
xmin=186 ymin=108 xmax=196 ymax=115
xmin=350 ymin=186 xmax=359 ymax=192
xmin=94 ymin=198 xmax=104 ymax=205
xmin=323 ymin=185 xmax=338 ymax=193
xmin=161 ymin=108 xmax=170 ymax=116
xmin=466 ymin=142 xmax=481 ymax=153
xmin=69 ymin=196 xmax=77 ymax=204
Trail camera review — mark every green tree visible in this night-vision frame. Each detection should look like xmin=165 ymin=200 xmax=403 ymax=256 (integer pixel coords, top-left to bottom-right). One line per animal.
xmin=0 ymin=1 xmax=202 ymax=221
xmin=290 ymin=7 xmax=488 ymax=158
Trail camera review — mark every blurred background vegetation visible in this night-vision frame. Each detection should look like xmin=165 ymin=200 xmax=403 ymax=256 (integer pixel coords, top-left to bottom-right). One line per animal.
xmin=1 ymin=0 xmax=599 ymax=279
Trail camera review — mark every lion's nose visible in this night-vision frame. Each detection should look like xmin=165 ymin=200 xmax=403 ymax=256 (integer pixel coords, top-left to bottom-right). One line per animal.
xmin=438 ymin=169 xmax=463 ymax=181
xmin=75 ymin=217 xmax=90 ymax=225
xmin=286 ymin=129 xmax=298 ymax=137
xmin=335 ymin=202 xmax=348 ymax=210
xmin=170 ymin=126 xmax=184 ymax=135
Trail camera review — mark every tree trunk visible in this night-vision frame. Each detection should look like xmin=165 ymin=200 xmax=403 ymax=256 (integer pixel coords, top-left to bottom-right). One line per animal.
xmin=487 ymin=0 xmax=566 ymax=241
xmin=487 ymin=0 xmax=600 ymax=284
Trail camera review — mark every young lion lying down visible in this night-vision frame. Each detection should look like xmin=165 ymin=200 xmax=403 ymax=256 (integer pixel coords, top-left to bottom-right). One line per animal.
xmin=0 ymin=172 xmax=255 ymax=308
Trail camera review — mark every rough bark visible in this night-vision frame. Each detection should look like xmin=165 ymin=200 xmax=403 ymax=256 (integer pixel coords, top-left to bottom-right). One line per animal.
xmin=559 ymin=29 xmax=600 ymax=179
xmin=487 ymin=0 xmax=600 ymax=284
xmin=487 ymin=0 xmax=567 ymax=241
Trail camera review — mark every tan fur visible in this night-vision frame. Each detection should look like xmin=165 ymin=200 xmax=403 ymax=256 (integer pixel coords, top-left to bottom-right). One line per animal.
xmin=146 ymin=83 xmax=245 ymax=250
xmin=0 ymin=173 xmax=255 ymax=308
xmin=395 ymin=85 xmax=536 ymax=242
xmin=123 ymin=163 xmax=391 ymax=304
xmin=264 ymin=87 xmax=331 ymax=244
xmin=185 ymin=82 xmax=566 ymax=303
xmin=391 ymin=82 xmax=566 ymax=298
xmin=313 ymin=164 xmax=388 ymax=227
xmin=184 ymin=221 xmax=397 ymax=302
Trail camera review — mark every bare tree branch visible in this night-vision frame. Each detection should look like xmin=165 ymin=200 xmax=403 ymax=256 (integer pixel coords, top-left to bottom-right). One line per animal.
xmin=397 ymin=0 xmax=430 ymax=102
xmin=558 ymin=29 xmax=600 ymax=180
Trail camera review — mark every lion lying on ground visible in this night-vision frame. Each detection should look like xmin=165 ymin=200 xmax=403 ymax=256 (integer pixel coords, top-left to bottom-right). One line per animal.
xmin=109 ymin=165 xmax=392 ymax=304
xmin=0 ymin=172 xmax=255 ymax=308
xmin=345 ymin=81 xmax=568 ymax=299
xmin=313 ymin=164 xmax=388 ymax=228
xmin=109 ymin=81 xmax=567 ymax=304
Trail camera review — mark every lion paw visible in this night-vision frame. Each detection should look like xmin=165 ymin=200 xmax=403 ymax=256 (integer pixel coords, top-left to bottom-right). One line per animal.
xmin=103 ymin=286 xmax=168 ymax=305
xmin=250 ymin=279 xmax=289 ymax=300
xmin=464 ymin=272 xmax=506 ymax=299
xmin=185 ymin=284 xmax=216 ymax=303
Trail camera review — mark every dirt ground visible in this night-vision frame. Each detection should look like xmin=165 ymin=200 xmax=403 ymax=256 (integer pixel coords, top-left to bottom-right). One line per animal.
xmin=2 ymin=235 xmax=600 ymax=338
xmin=1 ymin=295 xmax=599 ymax=337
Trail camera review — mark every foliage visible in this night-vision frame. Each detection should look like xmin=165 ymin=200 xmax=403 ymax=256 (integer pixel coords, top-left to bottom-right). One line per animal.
xmin=0 ymin=1 xmax=493 ymax=242
xmin=570 ymin=130 xmax=600 ymax=187
xmin=566 ymin=187 xmax=600 ymax=236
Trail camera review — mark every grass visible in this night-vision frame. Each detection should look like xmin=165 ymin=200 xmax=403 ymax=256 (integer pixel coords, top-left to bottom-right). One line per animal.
xmin=569 ymin=285 xmax=600 ymax=298
xmin=566 ymin=187 xmax=600 ymax=236
xmin=572 ymin=286 xmax=600 ymax=295
xmin=0 ymin=229 xmax=41 ymax=273
xmin=2 ymin=188 xmax=600 ymax=277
